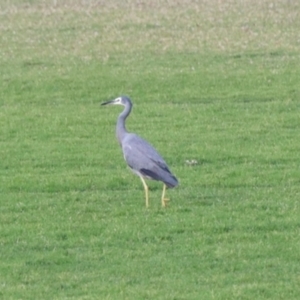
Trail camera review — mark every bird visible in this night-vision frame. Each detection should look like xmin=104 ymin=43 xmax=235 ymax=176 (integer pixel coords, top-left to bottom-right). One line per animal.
xmin=101 ymin=96 xmax=178 ymax=207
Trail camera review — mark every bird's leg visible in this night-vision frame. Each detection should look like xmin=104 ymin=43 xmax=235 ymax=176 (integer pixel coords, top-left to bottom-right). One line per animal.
xmin=161 ymin=184 xmax=170 ymax=207
xmin=140 ymin=176 xmax=149 ymax=208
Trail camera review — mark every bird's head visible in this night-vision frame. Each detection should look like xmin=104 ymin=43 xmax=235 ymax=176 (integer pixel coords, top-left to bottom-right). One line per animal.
xmin=101 ymin=96 xmax=132 ymax=107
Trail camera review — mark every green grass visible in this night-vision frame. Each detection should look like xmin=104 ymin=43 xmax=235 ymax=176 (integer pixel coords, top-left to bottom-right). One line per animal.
xmin=1 ymin=0 xmax=300 ymax=299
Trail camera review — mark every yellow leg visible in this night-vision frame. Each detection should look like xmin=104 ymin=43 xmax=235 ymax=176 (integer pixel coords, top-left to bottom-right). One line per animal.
xmin=161 ymin=184 xmax=170 ymax=207
xmin=140 ymin=176 xmax=149 ymax=207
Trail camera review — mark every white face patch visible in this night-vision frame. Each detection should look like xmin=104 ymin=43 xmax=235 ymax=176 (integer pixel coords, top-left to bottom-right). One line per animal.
xmin=114 ymin=97 xmax=122 ymax=104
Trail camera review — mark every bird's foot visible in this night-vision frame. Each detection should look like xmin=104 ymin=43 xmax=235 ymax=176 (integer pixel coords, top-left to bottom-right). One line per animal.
xmin=162 ymin=198 xmax=170 ymax=207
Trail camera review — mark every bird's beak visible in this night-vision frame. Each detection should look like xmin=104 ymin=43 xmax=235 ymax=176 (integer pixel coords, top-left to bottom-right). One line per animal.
xmin=101 ymin=99 xmax=115 ymax=106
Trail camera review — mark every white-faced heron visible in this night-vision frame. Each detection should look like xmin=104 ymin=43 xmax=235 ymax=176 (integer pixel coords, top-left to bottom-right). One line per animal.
xmin=101 ymin=96 xmax=178 ymax=207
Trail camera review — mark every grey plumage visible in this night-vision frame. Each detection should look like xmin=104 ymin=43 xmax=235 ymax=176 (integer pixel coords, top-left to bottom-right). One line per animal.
xmin=101 ymin=96 xmax=178 ymax=207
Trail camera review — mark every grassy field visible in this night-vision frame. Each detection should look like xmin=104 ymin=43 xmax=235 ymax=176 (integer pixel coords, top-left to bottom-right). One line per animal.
xmin=1 ymin=0 xmax=300 ymax=299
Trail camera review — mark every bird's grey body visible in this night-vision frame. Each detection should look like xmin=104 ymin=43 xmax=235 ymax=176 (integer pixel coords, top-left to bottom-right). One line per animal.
xmin=101 ymin=96 xmax=178 ymax=207
xmin=122 ymin=133 xmax=178 ymax=188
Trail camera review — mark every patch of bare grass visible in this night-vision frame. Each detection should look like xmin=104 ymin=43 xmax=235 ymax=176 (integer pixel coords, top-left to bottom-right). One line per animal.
xmin=1 ymin=0 xmax=299 ymax=62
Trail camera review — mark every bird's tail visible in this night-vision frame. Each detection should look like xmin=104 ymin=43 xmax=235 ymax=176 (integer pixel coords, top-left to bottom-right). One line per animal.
xmin=140 ymin=168 xmax=178 ymax=188
xmin=164 ymin=175 xmax=178 ymax=188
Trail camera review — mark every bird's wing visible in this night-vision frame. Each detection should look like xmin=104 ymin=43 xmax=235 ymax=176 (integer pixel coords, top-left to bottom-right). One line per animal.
xmin=122 ymin=133 xmax=178 ymax=187
xmin=122 ymin=133 xmax=171 ymax=174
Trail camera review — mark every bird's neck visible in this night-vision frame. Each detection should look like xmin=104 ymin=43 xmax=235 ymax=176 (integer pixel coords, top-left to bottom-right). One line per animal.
xmin=116 ymin=104 xmax=131 ymax=145
xmin=116 ymin=117 xmax=127 ymax=144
